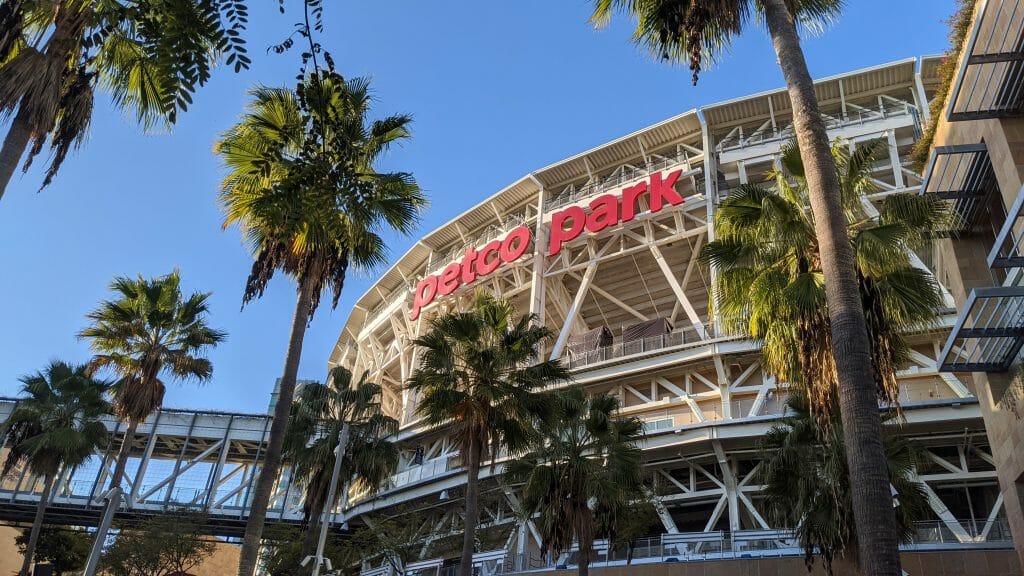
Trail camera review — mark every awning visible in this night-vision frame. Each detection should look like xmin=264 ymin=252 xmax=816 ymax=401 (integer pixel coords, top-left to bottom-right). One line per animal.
xmin=920 ymin=143 xmax=997 ymax=234
xmin=989 ymin=183 xmax=1024 ymax=268
xmin=938 ymin=285 xmax=1024 ymax=372
xmin=947 ymin=0 xmax=1024 ymax=121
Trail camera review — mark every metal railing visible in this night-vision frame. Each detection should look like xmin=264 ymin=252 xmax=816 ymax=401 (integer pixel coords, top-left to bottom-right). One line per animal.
xmin=563 ymin=323 xmax=739 ymax=370
xmin=546 ymin=151 xmax=696 ymax=212
xmin=716 ymin=100 xmax=917 ymax=152
xmin=361 ymin=519 xmax=1013 ymax=576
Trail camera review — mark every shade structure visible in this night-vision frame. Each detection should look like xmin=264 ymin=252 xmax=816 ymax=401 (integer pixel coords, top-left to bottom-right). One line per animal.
xmin=948 ymin=0 xmax=1024 ymax=121
xmin=920 ymin=143 xmax=998 ymax=235
xmin=938 ymin=285 xmax=1024 ymax=372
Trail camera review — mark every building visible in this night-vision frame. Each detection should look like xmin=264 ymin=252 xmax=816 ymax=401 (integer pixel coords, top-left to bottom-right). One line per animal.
xmin=920 ymin=0 xmax=1024 ymax=569
xmin=331 ymin=54 xmax=1012 ymax=573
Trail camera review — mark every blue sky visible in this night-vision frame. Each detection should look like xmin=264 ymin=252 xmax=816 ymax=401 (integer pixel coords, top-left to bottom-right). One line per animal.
xmin=0 ymin=0 xmax=957 ymax=414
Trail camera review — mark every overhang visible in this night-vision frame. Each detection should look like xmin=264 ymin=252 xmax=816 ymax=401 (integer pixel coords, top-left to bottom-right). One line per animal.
xmin=938 ymin=285 xmax=1024 ymax=372
xmin=947 ymin=0 xmax=1024 ymax=121
xmin=919 ymin=143 xmax=997 ymax=234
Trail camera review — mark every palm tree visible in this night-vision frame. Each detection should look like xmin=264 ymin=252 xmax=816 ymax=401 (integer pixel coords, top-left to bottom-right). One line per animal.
xmin=589 ymin=2 xmax=909 ymax=573
xmin=79 ymin=270 xmax=226 ymax=493
xmin=760 ymin=392 xmax=930 ymax=575
xmin=406 ymin=291 xmax=570 ymax=576
xmin=506 ymin=386 xmax=644 ymax=576
xmin=1 ymin=360 xmax=111 ymax=576
xmin=0 ymin=0 xmax=249 ymax=199
xmin=215 ymin=73 xmax=427 ymax=576
xmin=283 ymin=366 xmax=399 ymax=573
xmin=701 ymin=139 xmax=947 ymax=418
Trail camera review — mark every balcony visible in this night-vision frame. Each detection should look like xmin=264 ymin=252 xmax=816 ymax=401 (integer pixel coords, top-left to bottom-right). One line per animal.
xmin=562 ymin=323 xmax=743 ymax=371
xmin=919 ymin=143 xmax=997 ymax=235
xmin=947 ymin=0 xmax=1024 ymax=121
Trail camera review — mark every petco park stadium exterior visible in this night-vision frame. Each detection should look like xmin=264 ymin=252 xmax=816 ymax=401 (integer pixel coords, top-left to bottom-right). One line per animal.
xmin=333 ymin=58 xmax=1008 ymax=573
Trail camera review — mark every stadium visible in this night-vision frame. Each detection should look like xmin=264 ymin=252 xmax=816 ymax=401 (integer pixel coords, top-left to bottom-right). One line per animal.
xmin=329 ymin=56 xmax=1008 ymax=573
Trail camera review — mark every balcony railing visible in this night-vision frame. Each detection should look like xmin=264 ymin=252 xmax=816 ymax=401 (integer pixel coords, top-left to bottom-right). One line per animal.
xmin=364 ymin=519 xmax=1013 ymax=575
xmin=546 ymin=151 xmax=698 ymax=212
xmin=717 ymin=98 xmax=918 ymax=152
xmin=563 ymin=323 xmax=739 ymax=370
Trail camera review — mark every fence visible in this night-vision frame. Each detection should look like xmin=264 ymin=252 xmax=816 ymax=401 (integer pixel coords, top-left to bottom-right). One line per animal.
xmin=361 ymin=520 xmax=1014 ymax=576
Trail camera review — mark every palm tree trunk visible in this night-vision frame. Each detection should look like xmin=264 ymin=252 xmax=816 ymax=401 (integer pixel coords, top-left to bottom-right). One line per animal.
xmin=0 ymin=105 xmax=32 ymax=203
xmin=300 ymin=521 xmax=320 ymax=575
xmin=577 ymin=540 xmax=590 ymax=576
xmin=20 ymin=474 xmax=55 ymax=576
xmin=459 ymin=441 xmax=482 ymax=576
xmin=761 ymin=1 xmax=901 ymax=575
xmin=577 ymin=511 xmax=592 ymax=576
xmin=109 ymin=420 xmax=139 ymax=492
xmin=237 ymin=278 xmax=315 ymax=576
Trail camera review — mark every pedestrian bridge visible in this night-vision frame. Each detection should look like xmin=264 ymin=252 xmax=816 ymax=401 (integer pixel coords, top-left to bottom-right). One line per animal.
xmin=0 ymin=398 xmax=311 ymax=536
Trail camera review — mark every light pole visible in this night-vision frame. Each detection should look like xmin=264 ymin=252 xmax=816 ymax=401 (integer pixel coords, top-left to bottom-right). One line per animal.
xmin=83 ymin=487 xmax=122 ymax=576
xmin=308 ymin=422 xmax=350 ymax=576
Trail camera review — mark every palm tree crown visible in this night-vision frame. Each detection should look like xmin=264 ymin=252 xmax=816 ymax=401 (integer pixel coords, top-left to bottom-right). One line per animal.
xmin=407 ymin=291 xmax=569 ymax=467
xmin=284 ymin=366 xmax=399 ymax=529
xmin=590 ymin=0 xmax=843 ymax=84
xmin=506 ymin=386 xmax=644 ymax=576
xmin=2 ymin=360 xmax=110 ymax=482
xmin=2 ymin=360 xmax=111 ymax=576
xmin=701 ymin=139 xmax=947 ymax=418
xmin=406 ymin=291 xmax=570 ymax=576
xmin=0 ymin=0 xmax=248 ymax=195
xmin=79 ymin=270 xmax=226 ymax=425
xmin=216 ymin=73 xmax=427 ymax=318
xmin=760 ymin=392 xmax=929 ymax=574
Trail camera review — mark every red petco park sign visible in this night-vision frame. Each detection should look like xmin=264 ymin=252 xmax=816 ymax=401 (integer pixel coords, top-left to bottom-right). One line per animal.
xmin=409 ymin=169 xmax=685 ymax=320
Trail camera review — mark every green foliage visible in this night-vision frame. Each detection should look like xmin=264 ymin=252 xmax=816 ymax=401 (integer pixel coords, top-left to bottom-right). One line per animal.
xmin=260 ymin=525 xmax=360 ymax=576
xmin=79 ymin=270 xmax=226 ymax=424
xmin=283 ymin=367 xmax=399 ymax=529
xmin=15 ymin=526 xmax=92 ymax=575
xmin=760 ymin=393 xmax=931 ymax=575
xmin=352 ymin=507 xmax=443 ymax=573
xmin=909 ymin=0 xmax=978 ymax=171
xmin=1 ymin=360 xmax=110 ymax=479
xmin=0 ymin=0 xmax=249 ymax=190
xmin=407 ymin=291 xmax=570 ymax=467
xmin=506 ymin=386 xmax=644 ymax=571
xmin=215 ymin=73 xmax=427 ymax=317
xmin=600 ymin=498 xmax=661 ymax=564
xmin=100 ymin=512 xmax=216 ymax=576
xmin=701 ymin=138 xmax=948 ymax=419
xmin=590 ymin=0 xmax=844 ymax=84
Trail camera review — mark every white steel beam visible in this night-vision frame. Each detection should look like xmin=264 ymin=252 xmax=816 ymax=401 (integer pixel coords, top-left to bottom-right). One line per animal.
xmin=550 ymin=262 xmax=599 ymax=360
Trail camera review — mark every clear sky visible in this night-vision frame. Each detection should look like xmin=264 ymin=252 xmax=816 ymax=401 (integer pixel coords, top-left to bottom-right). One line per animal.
xmin=0 ymin=0 xmax=958 ymax=414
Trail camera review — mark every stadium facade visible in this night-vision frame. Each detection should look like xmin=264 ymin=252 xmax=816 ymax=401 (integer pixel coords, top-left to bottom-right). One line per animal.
xmin=332 ymin=55 xmax=1011 ymax=573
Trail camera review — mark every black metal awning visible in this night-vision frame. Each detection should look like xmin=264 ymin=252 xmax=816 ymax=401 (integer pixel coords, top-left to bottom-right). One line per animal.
xmin=938 ymin=285 xmax=1024 ymax=372
xmin=989 ymin=183 xmax=1024 ymax=268
xmin=948 ymin=0 xmax=1024 ymax=121
xmin=920 ymin=143 xmax=997 ymax=234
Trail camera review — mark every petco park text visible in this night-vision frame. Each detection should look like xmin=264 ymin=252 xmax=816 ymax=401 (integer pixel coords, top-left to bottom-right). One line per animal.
xmin=409 ymin=168 xmax=685 ymax=320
